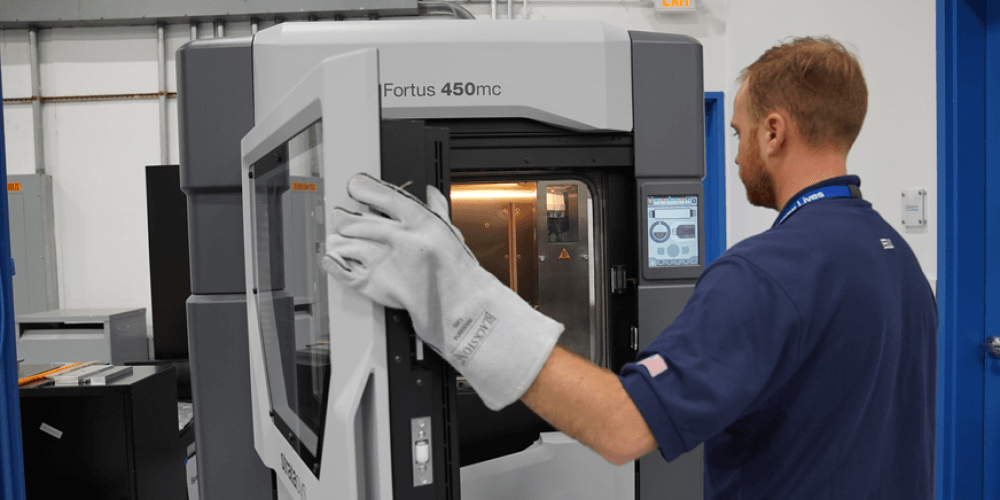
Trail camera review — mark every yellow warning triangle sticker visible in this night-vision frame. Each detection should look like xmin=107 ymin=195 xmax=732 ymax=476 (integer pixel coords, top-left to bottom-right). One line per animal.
xmin=558 ymin=248 xmax=571 ymax=260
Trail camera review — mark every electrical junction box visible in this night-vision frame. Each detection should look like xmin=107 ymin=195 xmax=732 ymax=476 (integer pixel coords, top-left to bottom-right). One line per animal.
xmin=901 ymin=188 xmax=927 ymax=227
xmin=15 ymin=308 xmax=149 ymax=365
xmin=7 ymin=173 xmax=59 ymax=316
xmin=655 ymin=0 xmax=695 ymax=13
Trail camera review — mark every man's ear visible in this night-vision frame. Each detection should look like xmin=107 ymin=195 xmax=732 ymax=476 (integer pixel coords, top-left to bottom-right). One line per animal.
xmin=763 ymin=111 xmax=787 ymax=157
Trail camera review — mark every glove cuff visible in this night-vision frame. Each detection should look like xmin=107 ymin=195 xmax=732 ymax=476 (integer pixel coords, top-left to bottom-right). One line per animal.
xmin=440 ymin=274 xmax=564 ymax=411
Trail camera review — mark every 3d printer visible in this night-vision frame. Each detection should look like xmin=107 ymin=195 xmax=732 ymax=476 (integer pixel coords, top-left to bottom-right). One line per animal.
xmin=179 ymin=19 xmax=705 ymax=500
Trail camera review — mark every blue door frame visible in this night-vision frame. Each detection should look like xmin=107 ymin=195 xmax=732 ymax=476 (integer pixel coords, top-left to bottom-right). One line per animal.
xmin=984 ymin=4 xmax=1000 ymax=498
xmin=936 ymin=0 xmax=998 ymax=498
xmin=0 ymin=60 xmax=28 ymax=499
xmin=704 ymin=92 xmax=726 ymax=265
xmin=983 ymin=0 xmax=1000 ymax=498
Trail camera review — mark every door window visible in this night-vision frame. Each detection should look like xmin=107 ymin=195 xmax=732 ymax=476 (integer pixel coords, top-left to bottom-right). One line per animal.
xmin=249 ymin=120 xmax=330 ymax=471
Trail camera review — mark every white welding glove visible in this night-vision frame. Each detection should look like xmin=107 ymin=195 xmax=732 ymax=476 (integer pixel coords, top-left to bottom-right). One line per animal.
xmin=321 ymin=173 xmax=564 ymax=411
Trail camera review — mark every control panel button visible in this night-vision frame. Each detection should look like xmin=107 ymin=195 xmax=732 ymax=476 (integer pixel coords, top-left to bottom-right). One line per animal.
xmin=649 ymin=221 xmax=671 ymax=243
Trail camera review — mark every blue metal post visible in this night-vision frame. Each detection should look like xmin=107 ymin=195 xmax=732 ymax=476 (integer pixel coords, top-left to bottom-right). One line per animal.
xmin=703 ymin=92 xmax=727 ymax=265
xmin=0 ymin=56 xmax=28 ymax=499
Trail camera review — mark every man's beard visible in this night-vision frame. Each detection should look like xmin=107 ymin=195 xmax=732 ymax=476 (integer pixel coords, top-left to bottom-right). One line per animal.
xmin=739 ymin=129 xmax=777 ymax=210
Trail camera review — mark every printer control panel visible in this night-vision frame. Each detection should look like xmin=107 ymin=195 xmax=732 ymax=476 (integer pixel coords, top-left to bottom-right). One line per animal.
xmin=646 ymin=195 xmax=699 ymax=267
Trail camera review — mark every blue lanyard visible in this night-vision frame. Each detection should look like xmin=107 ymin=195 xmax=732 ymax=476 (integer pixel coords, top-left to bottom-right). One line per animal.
xmin=773 ymin=185 xmax=854 ymax=228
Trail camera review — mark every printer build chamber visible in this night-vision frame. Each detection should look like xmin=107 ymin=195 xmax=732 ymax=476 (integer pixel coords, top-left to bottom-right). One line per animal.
xmin=450 ymin=180 xmax=605 ymax=367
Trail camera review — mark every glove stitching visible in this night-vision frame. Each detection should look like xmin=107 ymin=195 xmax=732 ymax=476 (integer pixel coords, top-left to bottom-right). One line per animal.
xmin=322 ymin=253 xmax=352 ymax=272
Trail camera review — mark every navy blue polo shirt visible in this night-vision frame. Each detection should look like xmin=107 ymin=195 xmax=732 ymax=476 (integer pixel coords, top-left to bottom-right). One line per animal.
xmin=620 ymin=176 xmax=937 ymax=499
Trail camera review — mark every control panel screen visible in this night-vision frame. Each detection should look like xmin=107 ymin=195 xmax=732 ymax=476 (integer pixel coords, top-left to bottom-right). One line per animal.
xmin=647 ymin=195 xmax=699 ymax=267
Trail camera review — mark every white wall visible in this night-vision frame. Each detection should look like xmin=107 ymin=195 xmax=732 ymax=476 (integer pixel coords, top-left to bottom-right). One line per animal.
xmin=0 ymin=23 xmax=260 ymax=333
xmin=0 ymin=0 xmax=938 ymax=335
xmin=722 ymin=0 xmax=938 ymax=284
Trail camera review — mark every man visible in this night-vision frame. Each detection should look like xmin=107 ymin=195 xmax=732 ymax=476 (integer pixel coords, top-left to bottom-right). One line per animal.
xmin=323 ymin=37 xmax=937 ymax=499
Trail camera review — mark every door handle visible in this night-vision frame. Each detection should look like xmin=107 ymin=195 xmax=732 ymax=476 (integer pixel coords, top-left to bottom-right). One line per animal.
xmin=984 ymin=336 xmax=1000 ymax=359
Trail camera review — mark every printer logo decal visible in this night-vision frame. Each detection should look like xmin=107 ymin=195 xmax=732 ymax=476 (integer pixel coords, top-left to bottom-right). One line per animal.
xmin=280 ymin=453 xmax=308 ymax=500
xmin=381 ymin=82 xmax=503 ymax=99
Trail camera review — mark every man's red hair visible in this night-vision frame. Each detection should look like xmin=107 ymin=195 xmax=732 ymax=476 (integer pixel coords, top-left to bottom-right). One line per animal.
xmin=739 ymin=37 xmax=868 ymax=152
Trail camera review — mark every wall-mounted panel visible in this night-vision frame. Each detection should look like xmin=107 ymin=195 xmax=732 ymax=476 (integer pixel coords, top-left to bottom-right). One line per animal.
xmin=8 ymin=173 xmax=58 ymax=316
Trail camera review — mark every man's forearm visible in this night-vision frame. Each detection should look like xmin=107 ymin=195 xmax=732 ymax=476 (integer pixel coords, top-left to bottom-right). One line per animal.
xmin=521 ymin=344 xmax=658 ymax=465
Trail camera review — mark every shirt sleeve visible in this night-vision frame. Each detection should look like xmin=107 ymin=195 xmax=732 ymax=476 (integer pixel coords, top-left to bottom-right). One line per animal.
xmin=620 ymin=255 xmax=804 ymax=461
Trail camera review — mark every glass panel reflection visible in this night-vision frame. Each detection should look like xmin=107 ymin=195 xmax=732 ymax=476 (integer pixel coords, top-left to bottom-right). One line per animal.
xmin=249 ymin=120 xmax=330 ymax=473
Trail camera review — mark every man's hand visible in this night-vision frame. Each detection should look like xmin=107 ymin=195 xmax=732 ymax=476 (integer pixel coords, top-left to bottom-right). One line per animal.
xmin=322 ymin=173 xmax=564 ymax=410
